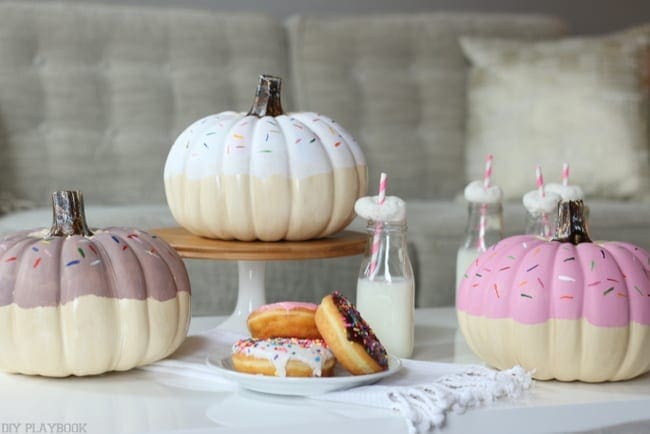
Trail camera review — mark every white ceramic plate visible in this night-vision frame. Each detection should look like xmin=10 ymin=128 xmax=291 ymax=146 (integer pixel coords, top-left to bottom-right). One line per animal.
xmin=205 ymin=353 xmax=401 ymax=396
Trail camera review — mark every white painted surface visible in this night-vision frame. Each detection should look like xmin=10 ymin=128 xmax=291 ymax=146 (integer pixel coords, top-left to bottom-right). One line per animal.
xmin=0 ymin=307 xmax=648 ymax=433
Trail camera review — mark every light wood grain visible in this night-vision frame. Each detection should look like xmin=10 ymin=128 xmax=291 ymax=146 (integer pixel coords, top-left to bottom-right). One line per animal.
xmin=150 ymin=227 xmax=367 ymax=261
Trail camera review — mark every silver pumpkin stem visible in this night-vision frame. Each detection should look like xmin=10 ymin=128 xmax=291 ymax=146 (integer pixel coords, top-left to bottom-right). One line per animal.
xmin=47 ymin=190 xmax=93 ymax=237
xmin=247 ymin=74 xmax=284 ymax=117
xmin=552 ymin=200 xmax=592 ymax=245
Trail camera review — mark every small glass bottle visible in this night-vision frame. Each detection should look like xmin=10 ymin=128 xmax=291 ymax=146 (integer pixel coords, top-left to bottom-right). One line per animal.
xmin=455 ymin=202 xmax=504 ymax=296
xmin=356 ymin=220 xmax=414 ymax=358
xmin=522 ymin=190 xmax=561 ymax=239
xmin=524 ymin=210 xmax=556 ymax=238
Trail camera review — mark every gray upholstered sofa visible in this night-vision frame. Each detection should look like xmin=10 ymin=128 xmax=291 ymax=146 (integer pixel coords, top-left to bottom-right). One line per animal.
xmin=0 ymin=2 xmax=648 ymax=315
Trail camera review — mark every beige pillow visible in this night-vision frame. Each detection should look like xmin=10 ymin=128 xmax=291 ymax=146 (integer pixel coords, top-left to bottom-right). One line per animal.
xmin=461 ymin=26 xmax=650 ymax=200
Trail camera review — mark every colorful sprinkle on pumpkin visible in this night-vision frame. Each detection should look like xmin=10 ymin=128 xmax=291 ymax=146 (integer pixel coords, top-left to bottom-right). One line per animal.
xmin=603 ymin=287 xmax=615 ymax=296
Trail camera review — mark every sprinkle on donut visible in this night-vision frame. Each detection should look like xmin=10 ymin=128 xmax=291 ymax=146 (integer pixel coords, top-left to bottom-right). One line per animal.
xmin=232 ymin=337 xmax=335 ymax=377
xmin=331 ymin=291 xmax=388 ymax=369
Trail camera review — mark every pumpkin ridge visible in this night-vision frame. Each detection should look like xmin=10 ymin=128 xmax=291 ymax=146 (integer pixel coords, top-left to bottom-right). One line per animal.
xmin=247 ymin=115 xmax=289 ymax=241
xmin=207 ymin=113 xmax=241 ymax=238
xmin=274 ymin=115 xmax=296 ymax=240
xmin=223 ymin=116 xmax=255 ymax=240
xmin=52 ymin=236 xmax=68 ymax=374
xmin=114 ymin=228 xmax=176 ymax=301
xmin=0 ymin=235 xmax=33 ymax=307
xmin=293 ymin=112 xmax=351 ymax=237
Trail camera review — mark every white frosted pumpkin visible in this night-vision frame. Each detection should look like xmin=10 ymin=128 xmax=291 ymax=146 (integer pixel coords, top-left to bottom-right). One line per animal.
xmin=164 ymin=75 xmax=367 ymax=241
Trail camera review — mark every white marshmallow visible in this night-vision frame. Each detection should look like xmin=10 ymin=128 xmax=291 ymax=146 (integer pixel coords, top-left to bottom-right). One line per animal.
xmin=523 ymin=190 xmax=562 ymax=215
xmin=354 ymin=195 xmax=406 ymax=222
xmin=463 ymin=180 xmax=503 ymax=204
xmin=545 ymin=183 xmax=585 ymax=201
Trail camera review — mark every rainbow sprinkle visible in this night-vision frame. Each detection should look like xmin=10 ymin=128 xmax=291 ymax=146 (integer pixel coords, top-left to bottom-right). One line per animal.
xmin=66 ymin=260 xmax=80 ymax=267
xmin=331 ymin=291 xmax=388 ymax=368
xmin=603 ymin=287 xmax=615 ymax=296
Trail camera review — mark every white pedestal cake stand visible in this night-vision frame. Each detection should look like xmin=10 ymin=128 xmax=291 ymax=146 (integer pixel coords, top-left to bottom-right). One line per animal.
xmin=150 ymin=227 xmax=366 ymax=333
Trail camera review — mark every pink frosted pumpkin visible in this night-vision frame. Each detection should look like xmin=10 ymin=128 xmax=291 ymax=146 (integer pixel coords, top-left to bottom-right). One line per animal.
xmin=457 ymin=200 xmax=650 ymax=382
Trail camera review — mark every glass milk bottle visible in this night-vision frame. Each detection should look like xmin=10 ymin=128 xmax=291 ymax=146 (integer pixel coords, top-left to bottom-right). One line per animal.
xmin=455 ymin=202 xmax=503 ymax=296
xmin=356 ymin=220 xmax=414 ymax=358
xmin=522 ymin=190 xmax=561 ymax=238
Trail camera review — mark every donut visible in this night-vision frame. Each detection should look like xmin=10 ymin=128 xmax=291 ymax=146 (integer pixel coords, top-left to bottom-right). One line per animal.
xmin=315 ymin=291 xmax=388 ymax=375
xmin=231 ymin=337 xmax=336 ymax=377
xmin=247 ymin=302 xmax=321 ymax=339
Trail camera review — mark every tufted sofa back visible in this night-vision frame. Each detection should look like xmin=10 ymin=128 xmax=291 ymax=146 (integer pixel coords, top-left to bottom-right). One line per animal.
xmin=0 ymin=2 xmax=567 ymax=206
xmin=286 ymin=14 xmax=566 ymax=199
xmin=0 ymin=2 xmax=288 ymax=205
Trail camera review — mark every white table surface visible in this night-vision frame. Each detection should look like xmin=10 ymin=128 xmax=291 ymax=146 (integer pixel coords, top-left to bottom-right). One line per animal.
xmin=1 ymin=307 xmax=649 ymax=434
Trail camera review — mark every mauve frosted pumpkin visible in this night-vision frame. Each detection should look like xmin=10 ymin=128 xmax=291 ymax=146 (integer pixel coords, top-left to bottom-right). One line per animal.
xmin=164 ymin=74 xmax=367 ymax=241
xmin=0 ymin=191 xmax=191 ymax=377
xmin=457 ymin=201 xmax=650 ymax=382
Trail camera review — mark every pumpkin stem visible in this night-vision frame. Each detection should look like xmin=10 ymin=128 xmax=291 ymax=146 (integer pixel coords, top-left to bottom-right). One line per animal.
xmin=247 ymin=74 xmax=284 ymax=117
xmin=47 ymin=190 xmax=94 ymax=237
xmin=552 ymin=200 xmax=592 ymax=245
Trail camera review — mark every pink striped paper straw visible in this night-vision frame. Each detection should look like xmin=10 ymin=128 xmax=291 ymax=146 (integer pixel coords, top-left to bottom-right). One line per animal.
xmin=477 ymin=154 xmax=493 ymax=250
xmin=562 ymin=163 xmax=570 ymax=187
xmin=536 ymin=165 xmax=551 ymax=237
xmin=483 ymin=154 xmax=494 ymax=189
xmin=536 ymin=165 xmax=545 ymax=197
xmin=369 ymin=173 xmax=387 ymax=278
xmin=377 ymin=172 xmax=387 ymax=206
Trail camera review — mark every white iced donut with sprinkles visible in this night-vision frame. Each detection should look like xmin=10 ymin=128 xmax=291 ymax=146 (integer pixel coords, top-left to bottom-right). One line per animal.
xmin=231 ymin=338 xmax=336 ymax=377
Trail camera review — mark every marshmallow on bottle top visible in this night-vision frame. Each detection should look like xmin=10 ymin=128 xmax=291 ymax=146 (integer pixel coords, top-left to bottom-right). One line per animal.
xmin=523 ymin=190 xmax=562 ymax=215
xmin=463 ymin=180 xmax=503 ymax=204
xmin=354 ymin=195 xmax=406 ymax=223
xmin=545 ymin=183 xmax=585 ymax=201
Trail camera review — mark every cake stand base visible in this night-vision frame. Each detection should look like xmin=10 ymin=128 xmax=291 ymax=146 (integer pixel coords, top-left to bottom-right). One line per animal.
xmin=150 ymin=227 xmax=367 ymax=335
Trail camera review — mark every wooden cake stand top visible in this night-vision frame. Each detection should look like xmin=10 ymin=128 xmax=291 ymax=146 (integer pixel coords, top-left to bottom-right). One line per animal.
xmin=150 ymin=227 xmax=367 ymax=261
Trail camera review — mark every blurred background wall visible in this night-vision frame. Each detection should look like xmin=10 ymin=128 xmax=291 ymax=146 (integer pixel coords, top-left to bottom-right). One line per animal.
xmin=7 ymin=0 xmax=650 ymax=35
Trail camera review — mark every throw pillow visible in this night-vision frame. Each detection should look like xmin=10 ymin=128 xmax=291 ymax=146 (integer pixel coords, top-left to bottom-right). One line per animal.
xmin=461 ymin=26 xmax=649 ymax=200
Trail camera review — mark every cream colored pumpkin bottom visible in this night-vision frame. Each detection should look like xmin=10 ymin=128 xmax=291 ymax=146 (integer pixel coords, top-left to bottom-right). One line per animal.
xmin=165 ymin=167 xmax=367 ymax=241
xmin=457 ymin=311 xmax=650 ymax=382
xmin=0 ymin=293 xmax=190 ymax=377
